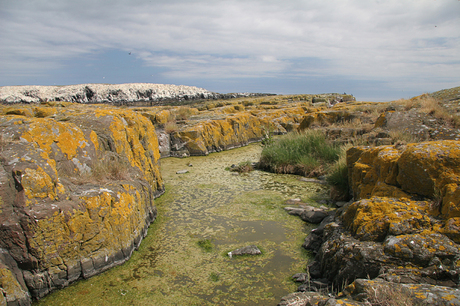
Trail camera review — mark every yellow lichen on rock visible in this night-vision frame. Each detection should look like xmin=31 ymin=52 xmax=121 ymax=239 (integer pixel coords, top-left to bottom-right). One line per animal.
xmin=1 ymin=102 xmax=164 ymax=302
xmin=347 ymin=141 xmax=460 ymax=221
xmin=342 ymin=197 xmax=432 ymax=241
xmin=20 ymin=118 xmax=89 ymax=160
xmin=0 ymin=265 xmax=29 ymax=305
xmin=95 ymin=108 xmax=163 ymax=189
xmin=21 ymin=166 xmax=62 ymax=201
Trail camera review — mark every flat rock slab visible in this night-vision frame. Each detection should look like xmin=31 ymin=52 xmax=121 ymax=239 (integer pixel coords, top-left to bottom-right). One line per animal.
xmin=285 ymin=205 xmax=329 ymax=224
xmin=176 ymin=170 xmax=189 ymax=174
xmin=228 ymin=245 xmax=261 ymax=258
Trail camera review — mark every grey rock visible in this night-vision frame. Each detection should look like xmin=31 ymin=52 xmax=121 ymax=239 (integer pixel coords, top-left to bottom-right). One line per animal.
xmin=292 ymin=273 xmax=309 ymax=282
xmin=300 ymin=209 xmax=328 ymax=224
xmin=176 ymin=170 xmax=189 ymax=174
xmin=228 ymin=245 xmax=261 ymax=258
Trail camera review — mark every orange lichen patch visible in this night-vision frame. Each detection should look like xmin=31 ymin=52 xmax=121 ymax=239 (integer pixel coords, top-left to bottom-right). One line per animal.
xmin=21 ymin=166 xmax=62 ymax=201
xmin=348 ymin=141 xmax=460 ymax=223
xmin=174 ymin=112 xmax=270 ymax=156
xmin=441 ymin=183 xmax=460 ymax=218
xmin=27 ymin=184 xmax=152 ymax=269
xmin=89 ymin=130 xmax=99 ymax=151
xmin=33 ymin=106 xmax=57 ymax=118
xmin=2 ymin=106 xmax=34 ymax=117
xmin=154 ymin=109 xmax=171 ymax=125
xmin=94 ymin=109 xmax=162 ymax=189
xmin=20 ymin=118 xmax=88 ymax=160
xmin=397 ymin=141 xmax=460 ymax=198
xmin=348 ymin=146 xmax=403 ymax=200
xmin=444 ymin=294 xmax=457 ymax=301
xmin=342 ymin=197 xmax=432 ymax=241
xmin=298 ymin=110 xmax=354 ymax=130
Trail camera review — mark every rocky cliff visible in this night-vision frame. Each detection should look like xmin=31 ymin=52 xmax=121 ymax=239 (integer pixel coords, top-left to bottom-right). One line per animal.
xmin=0 ymin=102 xmax=164 ymax=304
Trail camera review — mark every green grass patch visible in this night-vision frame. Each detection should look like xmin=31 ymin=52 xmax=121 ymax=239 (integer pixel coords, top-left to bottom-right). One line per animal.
xmin=209 ymin=272 xmax=220 ymax=282
xmin=197 ymin=239 xmax=214 ymax=252
xmin=259 ymin=130 xmax=341 ymax=177
xmin=326 ymin=145 xmax=349 ymax=194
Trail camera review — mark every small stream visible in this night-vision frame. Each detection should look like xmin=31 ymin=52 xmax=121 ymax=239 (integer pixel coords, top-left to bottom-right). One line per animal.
xmin=37 ymin=144 xmax=328 ymax=305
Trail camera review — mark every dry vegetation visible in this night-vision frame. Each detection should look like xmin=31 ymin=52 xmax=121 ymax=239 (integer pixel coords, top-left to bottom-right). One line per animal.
xmin=363 ymin=284 xmax=416 ymax=306
xmin=57 ymin=152 xmax=132 ymax=185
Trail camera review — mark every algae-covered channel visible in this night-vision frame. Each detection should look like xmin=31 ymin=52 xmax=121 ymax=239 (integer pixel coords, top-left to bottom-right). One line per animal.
xmin=37 ymin=144 xmax=328 ymax=305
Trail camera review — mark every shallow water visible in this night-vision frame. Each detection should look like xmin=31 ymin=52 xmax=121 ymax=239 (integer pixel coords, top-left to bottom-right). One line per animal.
xmin=36 ymin=144 xmax=328 ymax=305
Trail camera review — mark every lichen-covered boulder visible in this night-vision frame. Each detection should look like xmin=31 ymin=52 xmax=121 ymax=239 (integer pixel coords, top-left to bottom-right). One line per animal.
xmin=342 ymin=197 xmax=434 ymax=242
xmin=347 ymin=141 xmax=460 ymax=233
xmin=0 ymin=103 xmax=164 ymax=303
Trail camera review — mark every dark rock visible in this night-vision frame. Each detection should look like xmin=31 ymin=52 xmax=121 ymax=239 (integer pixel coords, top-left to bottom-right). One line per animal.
xmin=307 ymin=261 xmax=322 ymax=279
xmin=284 ymin=207 xmax=305 ymax=216
xmin=300 ymin=209 xmax=328 ymax=224
xmin=292 ymin=273 xmax=309 ymax=283
xmin=302 ymin=232 xmax=322 ymax=253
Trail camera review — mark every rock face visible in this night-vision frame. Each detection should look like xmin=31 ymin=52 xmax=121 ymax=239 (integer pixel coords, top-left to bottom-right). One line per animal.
xmin=143 ymin=104 xmax=310 ymax=157
xmin=0 ymin=83 xmax=216 ymax=104
xmin=0 ymin=102 xmax=164 ymax=304
xmin=291 ymin=140 xmax=460 ymax=305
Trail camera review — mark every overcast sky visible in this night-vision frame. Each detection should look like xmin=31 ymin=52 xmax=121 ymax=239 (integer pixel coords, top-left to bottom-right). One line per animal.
xmin=1 ymin=0 xmax=459 ymax=101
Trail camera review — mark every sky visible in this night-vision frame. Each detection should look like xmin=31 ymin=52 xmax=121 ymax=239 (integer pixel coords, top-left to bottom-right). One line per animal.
xmin=1 ymin=0 xmax=459 ymax=101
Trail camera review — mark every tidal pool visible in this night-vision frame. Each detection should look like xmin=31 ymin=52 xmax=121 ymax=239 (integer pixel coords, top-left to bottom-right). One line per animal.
xmin=36 ymin=144 xmax=328 ymax=305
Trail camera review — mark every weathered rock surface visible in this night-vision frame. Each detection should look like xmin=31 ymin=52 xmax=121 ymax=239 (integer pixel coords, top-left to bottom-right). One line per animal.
xmin=0 ymin=103 xmax=164 ymax=304
xmin=145 ymin=104 xmax=309 ymax=157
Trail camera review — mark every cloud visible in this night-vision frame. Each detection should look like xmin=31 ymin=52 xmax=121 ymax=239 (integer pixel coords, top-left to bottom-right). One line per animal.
xmin=1 ymin=0 xmax=459 ymax=99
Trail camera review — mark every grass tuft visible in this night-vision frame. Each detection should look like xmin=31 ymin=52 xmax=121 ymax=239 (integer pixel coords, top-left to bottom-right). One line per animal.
xmin=259 ymin=130 xmax=340 ymax=177
xmin=228 ymin=161 xmax=255 ymax=173
xmin=326 ymin=145 xmax=349 ymax=194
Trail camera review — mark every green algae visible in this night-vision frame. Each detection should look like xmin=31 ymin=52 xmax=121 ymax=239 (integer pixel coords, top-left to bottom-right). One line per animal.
xmin=35 ymin=144 xmax=326 ymax=306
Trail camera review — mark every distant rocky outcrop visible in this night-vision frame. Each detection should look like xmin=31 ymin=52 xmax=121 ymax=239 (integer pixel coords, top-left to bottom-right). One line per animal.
xmin=0 ymin=102 xmax=164 ymax=304
xmin=0 ymin=83 xmax=216 ymax=104
xmin=0 ymin=83 xmax=275 ymax=105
